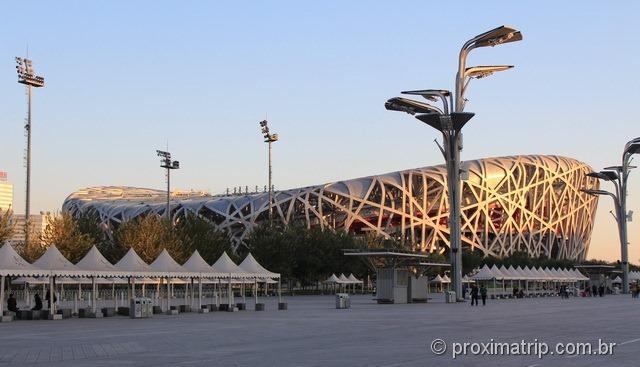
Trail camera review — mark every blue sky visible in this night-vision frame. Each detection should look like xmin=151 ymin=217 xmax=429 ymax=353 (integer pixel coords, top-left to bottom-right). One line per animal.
xmin=1 ymin=1 xmax=639 ymax=261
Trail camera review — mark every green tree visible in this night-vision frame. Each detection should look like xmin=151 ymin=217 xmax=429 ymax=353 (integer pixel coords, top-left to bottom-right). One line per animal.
xmin=176 ymin=214 xmax=234 ymax=264
xmin=40 ymin=212 xmax=93 ymax=263
xmin=114 ymin=214 xmax=184 ymax=263
xmin=0 ymin=208 xmax=15 ymax=245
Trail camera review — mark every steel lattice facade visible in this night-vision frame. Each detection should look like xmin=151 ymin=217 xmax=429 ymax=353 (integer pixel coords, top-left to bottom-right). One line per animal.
xmin=62 ymin=155 xmax=599 ymax=260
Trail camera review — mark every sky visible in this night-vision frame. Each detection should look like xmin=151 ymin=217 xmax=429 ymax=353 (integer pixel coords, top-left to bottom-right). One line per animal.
xmin=1 ymin=1 xmax=639 ymax=261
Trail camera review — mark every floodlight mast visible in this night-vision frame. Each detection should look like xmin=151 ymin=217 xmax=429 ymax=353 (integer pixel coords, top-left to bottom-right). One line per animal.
xmin=15 ymin=56 xmax=45 ymax=248
xmin=385 ymin=26 xmax=522 ymax=302
xmin=156 ymin=150 xmax=179 ymax=221
xmin=260 ymin=120 xmax=278 ymax=224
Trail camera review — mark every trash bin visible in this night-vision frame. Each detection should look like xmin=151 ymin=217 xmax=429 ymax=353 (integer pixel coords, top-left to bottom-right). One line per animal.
xmin=130 ymin=297 xmax=153 ymax=318
xmin=335 ymin=293 xmax=351 ymax=309
xmin=445 ymin=291 xmax=457 ymax=303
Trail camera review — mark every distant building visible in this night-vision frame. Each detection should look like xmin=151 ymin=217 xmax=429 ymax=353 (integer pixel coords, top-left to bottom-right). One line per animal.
xmin=6 ymin=213 xmax=52 ymax=245
xmin=0 ymin=171 xmax=13 ymax=212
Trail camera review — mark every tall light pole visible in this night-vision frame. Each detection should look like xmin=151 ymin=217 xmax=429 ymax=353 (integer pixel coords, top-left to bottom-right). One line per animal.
xmin=259 ymin=120 xmax=278 ymax=224
xmin=385 ymin=26 xmax=522 ymax=301
xmin=15 ymin=57 xmax=45 ymax=248
xmin=156 ymin=150 xmax=179 ymax=222
xmin=583 ymin=137 xmax=640 ymax=294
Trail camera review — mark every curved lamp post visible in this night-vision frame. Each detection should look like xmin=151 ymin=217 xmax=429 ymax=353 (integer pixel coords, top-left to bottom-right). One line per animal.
xmin=583 ymin=137 xmax=640 ymax=294
xmin=385 ymin=26 xmax=523 ymax=301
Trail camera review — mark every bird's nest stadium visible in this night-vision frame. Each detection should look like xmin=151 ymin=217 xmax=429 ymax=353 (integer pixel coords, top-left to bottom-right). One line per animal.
xmin=62 ymin=155 xmax=599 ymax=260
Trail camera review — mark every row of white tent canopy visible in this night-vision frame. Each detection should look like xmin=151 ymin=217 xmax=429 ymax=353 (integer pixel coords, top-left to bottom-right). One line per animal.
xmin=470 ymin=264 xmax=589 ymax=281
xmin=0 ymin=244 xmax=280 ymax=280
xmin=324 ymin=273 xmax=363 ymax=285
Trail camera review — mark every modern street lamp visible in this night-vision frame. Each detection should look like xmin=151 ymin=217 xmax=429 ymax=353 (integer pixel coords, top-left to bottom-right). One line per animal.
xmin=156 ymin=150 xmax=180 ymax=222
xmin=385 ymin=26 xmax=522 ymax=301
xmin=583 ymin=137 xmax=640 ymax=293
xmin=259 ymin=120 xmax=278 ymax=224
xmin=15 ymin=56 xmax=45 ymax=248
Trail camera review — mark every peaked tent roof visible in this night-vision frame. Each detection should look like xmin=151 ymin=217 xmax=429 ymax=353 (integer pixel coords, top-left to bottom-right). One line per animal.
xmin=182 ymin=250 xmax=217 ymax=274
xmin=433 ymin=274 xmax=444 ymax=283
xmin=33 ymin=245 xmax=83 ymax=276
xmin=470 ymin=264 xmax=495 ymax=280
xmin=0 ymin=244 xmax=44 ymax=277
xmin=211 ymin=252 xmax=246 ymax=276
xmin=115 ymin=248 xmax=150 ymax=274
xmin=75 ymin=246 xmax=117 ymax=274
xmin=238 ymin=253 xmax=279 ymax=278
xmin=324 ymin=274 xmax=341 ymax=284
xmin=338 ymin=273 xmax=352 ymax=283
xmin=347 ymin=273 xmax=362 ymax=283
xmin=441 ymin=274 xmax=451 ymax=283
xmin=149 ymin=249 xmax=188 ymax=276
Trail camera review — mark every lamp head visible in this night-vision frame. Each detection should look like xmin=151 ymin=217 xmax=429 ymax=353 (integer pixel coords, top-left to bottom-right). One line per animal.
xmin=469 ymin=25 xmax=523 ymax=49
xmin=385 ymin=97 xmax=443 ymax=115
xmin=465 ymin=65 xmax=514 ymax=79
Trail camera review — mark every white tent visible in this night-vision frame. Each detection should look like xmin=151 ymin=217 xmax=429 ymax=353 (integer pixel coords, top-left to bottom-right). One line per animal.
xmin=239 ymin=253 xmax=279 ymax=278
xmin=324 ymin=274 xmax=341 ymax=284
xmin=338 ymin=273 xmax=352 ymax=283
xmin=347 ymin=274 xmax=363 ymax=284
xmin=441 ymin=274 xmax=451 ymax=283
xmin=114 ymin=248 xmax=150 ymax=274
xmin=612 ymin=276 xmax=622 ymax=284
xmin=149 ymin=249 xmax=189 ymax=277
xmin=470 ymin=264 xmax=495 ymax=280
xmin=211 ymin=252 xmax=246 ymax=277
xmin=462 ymin=275 xmax=475 ymax=283
xmin=182 ymin=250 xmax=214 ymax=273
xmin=33 ymin=245 xmax=84 ymax=277
xmin=0 ymin=244 xmax=45 ymax=277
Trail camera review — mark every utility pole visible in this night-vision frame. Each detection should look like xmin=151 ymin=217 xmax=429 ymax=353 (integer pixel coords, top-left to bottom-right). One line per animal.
xmin=259 ymin=120 xmax=278 ymax=224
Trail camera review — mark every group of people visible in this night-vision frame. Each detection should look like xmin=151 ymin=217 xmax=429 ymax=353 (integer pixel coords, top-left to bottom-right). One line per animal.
xmin=6 ymin=291 xmax=56 ymax=313
xmin=631 ymin=283 xmax=640 ymax=298
xmin=469 ymin=284 xmax=487 ymax=306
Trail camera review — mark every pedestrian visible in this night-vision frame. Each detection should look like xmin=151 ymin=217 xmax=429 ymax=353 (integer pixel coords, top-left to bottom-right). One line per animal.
xmin=480 ymin=284 xmax=488 ymax=306
xmin=592 ymin=284 xmax=597 ymax=297
xmin=45 ymin=290 xmax=57 ymax=310
xmin=32 ymin=293 xmax=42 ymax=311
xmin=470 ymin=284 xmax=479 ymax=306
xmin=7 ymin=293 xmax=19 ymax=312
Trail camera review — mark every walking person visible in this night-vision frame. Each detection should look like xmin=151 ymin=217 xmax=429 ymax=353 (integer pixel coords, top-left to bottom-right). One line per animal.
xmin=470 ymin=284 xmax=479 ymax=306
xmin=480 ymin=284 xmax=488 ymax=306
xmin=32 ymin=293 xmax=42 ymax=311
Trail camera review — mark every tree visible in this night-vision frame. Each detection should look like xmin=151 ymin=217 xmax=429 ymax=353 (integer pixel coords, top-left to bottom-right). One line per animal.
xmin=40 ymin=212 xmax=93 ymax=263
xmin=176 ymin=214 xmax=234 ymax=264
xmin=0 ymin=208 xmax=15 ymax=245
xmin=114 ymin=214 xmax=183 ymax=263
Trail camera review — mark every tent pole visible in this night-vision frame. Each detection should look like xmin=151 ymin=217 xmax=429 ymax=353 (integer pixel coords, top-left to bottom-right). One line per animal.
xmin=242 ymin=279 xmax=246 ymax=305
xmin=0 ymin=276 xmax=5 ymax=317
xmin=228 ymin=274 xmax=232 ymax=308
xmin=166 ymin=277 xmax=170 ymax=311
xmin=198 ymin=277 xmax=202 ymax=310
xmin=112 ymin=281 xmax=116 ymax=309
xmin=278 ymin=277 xmax=282 ymax=303
xmin=49 ymin=275 xmax=55 ymax=317
xmin=91 ymin=276 xmax=96 ymax=313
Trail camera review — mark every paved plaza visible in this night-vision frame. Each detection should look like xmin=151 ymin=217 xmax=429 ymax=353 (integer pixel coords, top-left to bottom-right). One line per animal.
xmin=0 ymin=294 xmax=638 ymax=367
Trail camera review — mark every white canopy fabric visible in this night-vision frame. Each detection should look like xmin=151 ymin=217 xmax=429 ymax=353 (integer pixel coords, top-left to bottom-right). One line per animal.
xmin=441 ymin=274 xmax=451 ymax=283
xmin=114 ymin=248 xmax=150 ymax=275
xmin=75 ymin=246 xmax=119 ymax=278
xmin=239 ymin=253 xmax=279 ymax=278
xmin=470 ymin=264 xmax=495 ymax=280
xmin=347 ymin=273 xmax=363 ymax=284
xmin=182 ymin=250 xmax=219 ymax=275
xmin=0 ymin=244 xmax=45 ymax=277
xmin=338 ymin=273 xmax=351 ymax=283
xmin=211 ymin=252 xmax=247 ymax=278
xmin=613 ymin=276 xmax=623 ymax=283
xmin=33 ymin=245 xmax=84 ymax=277
xmin=324 ymin=274 xmax=341 ymax=284
xmin=462 ymin=275 xmax=475 ymax=283
xmin=432 ymin=274 xmax=444 ymax=283
xmin=149 ymin=249 xmax=190 ymax=277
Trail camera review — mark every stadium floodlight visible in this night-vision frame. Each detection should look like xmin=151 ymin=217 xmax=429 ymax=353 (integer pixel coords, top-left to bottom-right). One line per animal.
xmin=586 ymin=170 xmax=619 ymax=182
xmin=384 ymin=25 xmax=523 ymax=302
xmin=385 ymin=97 xmax=443 ymax=115
xmin=259 ymin=120 xmax=278 ymax=223
xmin=15 ymin=56 xmax=45 ymax=248
xmin=156 ymin=150 xmax=180 ymax=221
